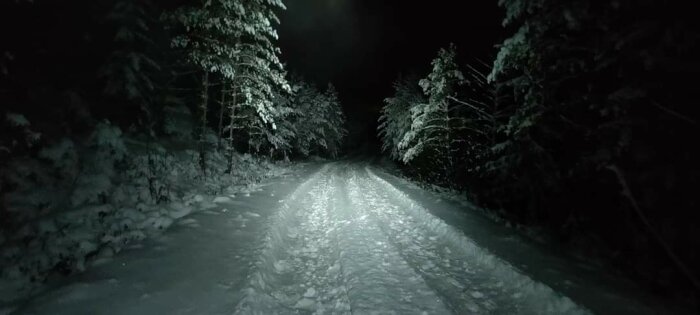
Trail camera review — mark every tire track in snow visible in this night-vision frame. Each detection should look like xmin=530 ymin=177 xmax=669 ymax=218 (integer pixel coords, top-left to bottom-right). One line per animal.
xmin=281 ymin=169 xmax=353 ymax=313
xmin=235 ymin=163 xmax=591 ymax=314
xmin=360 ymin=166 xmax=591 ymax=315
xmin=234 ymin=164 xmax=334 ymax=313
xmin=356 ymin=168 xmax=492 ymax=314
xmin=335 ymin=165 xmax=451 ymax=314
xmin=234 ymin=164 xmax=353 ymax=314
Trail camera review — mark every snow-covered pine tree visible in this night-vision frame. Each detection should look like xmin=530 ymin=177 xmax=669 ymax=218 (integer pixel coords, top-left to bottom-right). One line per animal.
xmin=290 ymin=80 xmax=319 ymax=156
xmin=380 ymin=57 xmax=497 ymax=186
xmin=169 ymin=0 xmax=288 ymax=173
xmin=400 ymin=45 xmax=465 ymax=181
xmin=287 ymin=79 xmax=346 ymax=157
xmin=321 ymin=84 xmax=347 ymax=157
xmin=260 ymin=90 xmax=298 ymax=159
xmin=451 ymin=60 xmax=498 ymax=178
xmin=378 ymin=75 xmax=424 ymax=161
xmin=200 ymin=0 xmax=289 ymax=171
xmin=100 ymin=0 xmax=163 ymax=132
xmin=224 ymin=0 xmax=290 ymax=167
xmin=488 ymin=0 xmax=700 ymax=293
xmin=169 ymin=0 xmax=242 ymax=173
xmin=229 ymin=39 xmax=288 ymax=156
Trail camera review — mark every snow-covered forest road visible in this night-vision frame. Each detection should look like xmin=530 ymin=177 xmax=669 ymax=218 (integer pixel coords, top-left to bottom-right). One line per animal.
xmin=15 ymin=162 xmax=663 ymax=315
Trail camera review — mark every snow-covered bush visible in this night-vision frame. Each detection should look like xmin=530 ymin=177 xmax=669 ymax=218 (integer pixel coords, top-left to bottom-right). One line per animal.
xmin=1 ymin=122 xmax=130 ymax=298
xmin=2 ymin=138 xmax=79 ymax=224
xmin=124 ymin=152 xmax=176 ymax=205
xmin=0 ymin=108 xmax=291 ymax=303
xmin=38 ymin=138 xmax=79 ymax=180
xmin=163 ymin=105 xmax=194 ymax=140
xmin=70 ymin=122 xmax=128 ymax=207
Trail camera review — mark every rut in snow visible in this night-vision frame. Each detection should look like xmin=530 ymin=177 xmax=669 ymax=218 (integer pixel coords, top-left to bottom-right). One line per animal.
xmin=234 ymin=163 xmax=589 ymax=314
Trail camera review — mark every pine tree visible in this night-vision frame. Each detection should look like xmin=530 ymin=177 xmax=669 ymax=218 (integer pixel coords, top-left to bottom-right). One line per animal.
xmin=454 ymin=60 xmax=498 ymax=178
xmin=169 ymin=0 xmax=241 ymax=173
xmin=261 ymin=90 xmax=298 ymax=159
xmin=286 ymin=79 xmax=346 ymax=157
xmin=398 ymin=45 xmax=465 ymax=182
xmin=489 ymin=0 xmax=700 ymax=292
xmin=379 ymin=46 xmax=498 ymax=186
xmin=169 ymin=0 xmax=289 ymax=173
xmin=291 ymin=81 xmax=320 ymax=156
xmin=100 ymin=0 xmax=162 ymax=131
xmin=321 ymin=84 xmax=347 ymax=157
xmin=224 ymin=0 xmax=290 ymax=167
xmin=378 ymin=75 xmax=424 ymax=161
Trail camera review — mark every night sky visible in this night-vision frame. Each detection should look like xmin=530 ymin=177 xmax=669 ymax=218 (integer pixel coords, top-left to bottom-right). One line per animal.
xmin=277 ymin=0 xmax=505 ymax=149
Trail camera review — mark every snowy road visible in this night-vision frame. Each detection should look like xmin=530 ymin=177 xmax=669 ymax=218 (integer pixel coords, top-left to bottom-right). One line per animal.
xmin=235 ymin=163 xmax=588 ymax=314
xmin=15 ymin=162 xmax=666 ymax=314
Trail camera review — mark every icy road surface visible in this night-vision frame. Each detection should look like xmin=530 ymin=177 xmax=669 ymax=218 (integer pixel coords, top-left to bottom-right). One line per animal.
xmin=14 ymin=162 xmax=667 ymax=314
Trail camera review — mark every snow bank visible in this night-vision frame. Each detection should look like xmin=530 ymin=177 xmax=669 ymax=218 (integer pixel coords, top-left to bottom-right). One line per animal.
xmin=0 ymin=122 xmax=289 ymax=305
xmin=365 ymin=167 xmax=592 ymax=315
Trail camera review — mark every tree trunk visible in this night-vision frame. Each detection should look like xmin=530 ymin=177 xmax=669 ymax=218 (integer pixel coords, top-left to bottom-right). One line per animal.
xmin=228 ymin=84 xmax=238 ymax=176
xmin=198 ymin=71 xmax=209 ymax=175
xmin=490 ymin=85 xmax=500 ymax=147
xmin=217 ymin=81 xmax=227 ymax=151
xmin=444 ymin=101 xmax=453 ymax=183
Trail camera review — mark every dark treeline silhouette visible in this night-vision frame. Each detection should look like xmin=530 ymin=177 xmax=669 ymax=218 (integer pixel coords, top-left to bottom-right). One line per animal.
xmin=378 ymin=0 xmax=700 ymax=304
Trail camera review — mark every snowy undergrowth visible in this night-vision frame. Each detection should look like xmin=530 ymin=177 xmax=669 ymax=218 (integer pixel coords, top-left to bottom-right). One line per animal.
xmin=365 ymin=167 xmax=591 ymax=314
xmin=381 ymin=167 xmax=614 ymax=270
xmin=377 ymin=161 xmax=556 ymax=245
xmin=0 ymin=122 xmax=288 ymax=306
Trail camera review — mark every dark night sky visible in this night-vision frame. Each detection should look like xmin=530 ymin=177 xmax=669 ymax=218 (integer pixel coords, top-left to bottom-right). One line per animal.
xmin=277 ymin=0 xmax=505 ymax=147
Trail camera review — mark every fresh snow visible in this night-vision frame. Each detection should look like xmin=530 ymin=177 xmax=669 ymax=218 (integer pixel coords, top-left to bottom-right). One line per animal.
xmin=0 ymin=125 xmax=290 ymax=310
xmin=8 ymin=162 xmax=675 ymax=314
xmin=213 ymin=196 xmax=232 ymax=203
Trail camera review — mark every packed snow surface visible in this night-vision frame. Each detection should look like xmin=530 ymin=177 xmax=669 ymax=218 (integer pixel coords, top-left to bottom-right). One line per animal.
xmin=12 ymin=162 xmax=667 ymax=314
